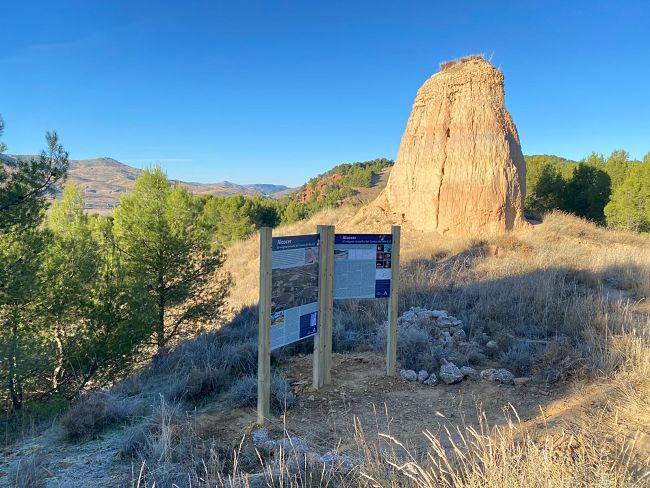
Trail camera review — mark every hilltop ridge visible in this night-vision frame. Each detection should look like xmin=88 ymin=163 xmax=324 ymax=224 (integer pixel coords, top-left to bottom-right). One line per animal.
xmin=5 ymin=155 xmax=291 ymax=213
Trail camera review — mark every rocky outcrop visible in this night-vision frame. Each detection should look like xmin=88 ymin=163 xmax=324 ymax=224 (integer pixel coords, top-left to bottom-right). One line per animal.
xmin=370 ymin=55 xmax=527 ymax=235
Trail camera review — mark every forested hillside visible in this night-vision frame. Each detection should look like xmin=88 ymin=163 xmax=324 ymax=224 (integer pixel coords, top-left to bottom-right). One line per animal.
xmin=525 ymin=151 xmax=650 ymax=232
xmin=0 ymin=115 xmax=393 ymax=425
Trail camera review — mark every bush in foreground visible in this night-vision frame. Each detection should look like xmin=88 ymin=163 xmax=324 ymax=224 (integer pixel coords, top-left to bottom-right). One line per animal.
xmin=229 ymin=374 xmax=296 ymax=413
xmin=60 ymin=392 xmax=143 ymax=441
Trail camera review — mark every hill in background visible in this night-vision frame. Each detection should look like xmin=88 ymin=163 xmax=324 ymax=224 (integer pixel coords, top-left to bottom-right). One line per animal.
xmin=6 ymin=155 xmax=290 ymax=214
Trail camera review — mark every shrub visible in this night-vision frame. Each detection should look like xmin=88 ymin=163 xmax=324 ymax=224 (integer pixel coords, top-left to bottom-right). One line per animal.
xmin=119 ymin=424 xmax=149 ymax=458
xmin=375 ymin=324 xmax=441 ymax=372
xmin=60 ymin=392 xmax=143 ymax=441
xmin=228 ymin=374 xmax=296 ymax=413
xmin=168 ymin=365 xmax=229 ymax=402
xmin=534 ymin=342 xmax=582 ymax=383
xmin=11 ymin=454 xmax=48 ymax=488
xmin=333 ymin=322 xmax=368 ymax=352
xmin=500 ymin=342 xmax=537 ymax=375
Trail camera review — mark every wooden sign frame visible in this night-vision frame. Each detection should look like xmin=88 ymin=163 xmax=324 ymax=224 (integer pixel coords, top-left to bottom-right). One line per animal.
xmin=256 ymin=225 xmax=399 ymax=425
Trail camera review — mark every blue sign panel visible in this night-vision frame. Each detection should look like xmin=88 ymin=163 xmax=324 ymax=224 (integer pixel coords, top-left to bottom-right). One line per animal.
xmin=273 ymin=234 xmax=320 ymax=251
xmin=270 ymin=234 xmax=320 ymax=350
xmin=334 ymin=234 xmax=393 ymax=245
xmin=333 ymin=233 xmax=393 ymax=300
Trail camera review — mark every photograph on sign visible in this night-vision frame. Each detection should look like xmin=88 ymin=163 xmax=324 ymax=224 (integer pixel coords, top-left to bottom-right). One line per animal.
xmin=333 ymin=234 xmax=392 ymax=300
xmin=270 ymin=234 xmax=320 ymax=350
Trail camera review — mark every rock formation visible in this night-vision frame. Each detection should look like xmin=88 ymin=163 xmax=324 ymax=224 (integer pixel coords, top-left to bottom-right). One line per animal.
xmin=370 ymin=55 xmax=527 ymax=235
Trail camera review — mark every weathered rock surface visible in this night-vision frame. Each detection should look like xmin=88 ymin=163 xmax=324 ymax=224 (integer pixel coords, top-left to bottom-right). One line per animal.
xmin=400 ymin=369 xmax=418 ymax=381
xmin=514 ymin=376 xmax=532 ymax=386
xmin=366 ymin=55 xmax=527 ymax=235
xmin=417 ymin=370 xmax=429 ymax=383
xmin=480 ymin=368 xmax=515 ymax=385
xmin=460 ymin=366 xmax=479 ymax=380
xmin=423 ymin=373 xmax=438 ymax=386
xmin=439 ymin=362 xmax=464 ymax=384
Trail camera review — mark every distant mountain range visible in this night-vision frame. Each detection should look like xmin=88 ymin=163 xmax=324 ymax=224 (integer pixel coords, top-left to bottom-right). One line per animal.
xmin=3 ymin=155 xmax=291 ymax=214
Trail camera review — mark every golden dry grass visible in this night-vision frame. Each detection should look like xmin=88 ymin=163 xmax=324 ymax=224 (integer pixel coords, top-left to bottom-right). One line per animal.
xmin=214 ymin=209 xmax=650 ymax=487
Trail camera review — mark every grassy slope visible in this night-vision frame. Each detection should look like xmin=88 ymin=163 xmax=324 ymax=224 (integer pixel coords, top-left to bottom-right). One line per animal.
xmin=222 ymin=209 xmax=650 ymax=483
xmin=4 ymin=209 xmax=649 ymax=486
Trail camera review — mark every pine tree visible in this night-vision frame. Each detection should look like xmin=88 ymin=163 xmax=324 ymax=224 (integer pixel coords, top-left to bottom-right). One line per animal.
xmin=113 ymin=166 xmax=228 ymax=352
xmin=0 ymin=128 xmax=68 ymax=234
xmin=562 ymin=163 xmax=611 ymax=223
xmin=41 ymin=183 xmax=100 ymax=392
xmin=605 ymin=159 xmax=650 ymax=232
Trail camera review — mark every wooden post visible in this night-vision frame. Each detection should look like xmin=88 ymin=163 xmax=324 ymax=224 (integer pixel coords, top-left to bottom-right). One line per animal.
xmin=257 ymin=227 xmax=272 ymax=425
xmin=313 ymin=225 xmax=334 ymax=389
xmin=386 ymin=225 xmax=400 ymax=376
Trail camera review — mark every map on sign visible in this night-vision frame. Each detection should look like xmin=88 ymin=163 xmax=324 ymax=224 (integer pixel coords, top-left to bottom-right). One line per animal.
xmin=333 ymin=234 xmax=393 ymax=299
xmin=270 ymin=234 xmax=320 ymax=350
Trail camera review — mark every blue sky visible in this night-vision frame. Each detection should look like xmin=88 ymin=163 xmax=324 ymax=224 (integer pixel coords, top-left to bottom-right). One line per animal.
xmin=1 ymin=1 xmax=649 ymax=186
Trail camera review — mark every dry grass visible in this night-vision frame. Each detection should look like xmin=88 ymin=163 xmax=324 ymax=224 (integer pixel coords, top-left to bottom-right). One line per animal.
xmin=129 ymin=402 xmax=650 ymax=488
xmin=212 ymin=209 xmax=650 ymax=487
xmin=356 ymin=409 xmax=649 ymax=488
xmin=10 ymin=454 xmax=48 ymax=488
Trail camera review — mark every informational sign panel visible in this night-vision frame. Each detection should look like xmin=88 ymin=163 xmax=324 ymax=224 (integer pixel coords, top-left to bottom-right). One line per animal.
xmin=270 ymin=234 xmax=320 ymax=350
xmin=333 ymin=234 xmax=393 ymax=299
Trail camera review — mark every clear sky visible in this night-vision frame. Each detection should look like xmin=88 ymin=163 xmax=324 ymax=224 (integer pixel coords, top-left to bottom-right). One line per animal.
xmin=1 ymin=1 xmax=649 ymax=186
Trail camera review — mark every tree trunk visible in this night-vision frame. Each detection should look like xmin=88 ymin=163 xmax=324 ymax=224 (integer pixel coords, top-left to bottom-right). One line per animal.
xmin=8 ymin=315 xmax=22 ymax=413
xmin=52 ymin=323 xmax=64 ymax=392
xmin=157 ymin=274 xmax=165 ymax=352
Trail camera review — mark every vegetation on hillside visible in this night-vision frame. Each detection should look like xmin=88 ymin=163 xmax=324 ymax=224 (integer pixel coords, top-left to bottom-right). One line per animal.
xmin=525 ymin=150 xmax=650 ymax=231
xmin=282 ymin=158 xmax=393 ymax=223
xmin=193 ymin=158 xmax=393 ymax=249
xmin=2 ymin=113 xmax=649 ymax=486
xmin=0 ymin=117 xmax=230 ymax=427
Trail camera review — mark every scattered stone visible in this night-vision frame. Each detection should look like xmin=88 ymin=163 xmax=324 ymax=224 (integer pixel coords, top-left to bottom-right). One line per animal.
xmin=431 ymin=310 xmax=448 ymax=319
xmin=452 ymin=328 xmax=467 ymax=342
xmin=321 ymin=451 xmax=356 ymax=473
xmin=460 ymin=366 xmax=479 ymax=380
xmin=485 ymin=340 xmax=499 ymax=354
xmin=439 ymin=362 xmax=464 ymax=384
xmin=400 ymin=369 xmax=418 ymax=381
xmin=417 ymin=370 xmax=429 ymax=383
xmin=274 ymin=436 xmax=310 ymax=454
xmin=513 ymin=376 xmax=532 ymax=386
xmin=437 ymin=317 xmax=454 ymax=327
xmin=252 ymin=429 xmax=270 ymax=449
xmin=423 ymin=373 xmax=438 ymax=386
xmin=480 ymin=368 xmax=515 ymax=385
xmin=399 ymin=310 xmax=419 ymax=323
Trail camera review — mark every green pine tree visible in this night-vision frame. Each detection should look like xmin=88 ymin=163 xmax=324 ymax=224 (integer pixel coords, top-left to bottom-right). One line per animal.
xmin=113 ymin=166 xmax=228 ymax=352
xmin=605 ymin=157 xmax=650 ymax=232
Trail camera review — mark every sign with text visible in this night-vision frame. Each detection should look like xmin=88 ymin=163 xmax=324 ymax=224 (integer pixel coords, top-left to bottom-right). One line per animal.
xmin=270 ymin=234 xmax=320 ymax=350
xmin=333 ymin=233 xmax=393 ymax=299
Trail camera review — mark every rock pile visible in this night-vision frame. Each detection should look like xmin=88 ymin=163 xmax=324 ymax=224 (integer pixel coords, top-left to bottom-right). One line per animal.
xmin=362 ymin=55 xmax=527 ymax=235
xmin=396 ymin=306 xmax=485 ymax=363
xmin=249 ymin=429 xmax=357 ymax=483
xmin=396 ymin=307 xmax=532 ymax=388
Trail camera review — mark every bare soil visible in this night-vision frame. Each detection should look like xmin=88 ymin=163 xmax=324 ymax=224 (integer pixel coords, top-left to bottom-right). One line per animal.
xmin=196 ymin=352 xmax=564 ymax=455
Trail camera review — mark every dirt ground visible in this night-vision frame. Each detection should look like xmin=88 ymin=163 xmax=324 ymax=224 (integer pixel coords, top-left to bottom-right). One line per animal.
xmin=196 ymin=352 xmax=567 ymax=456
